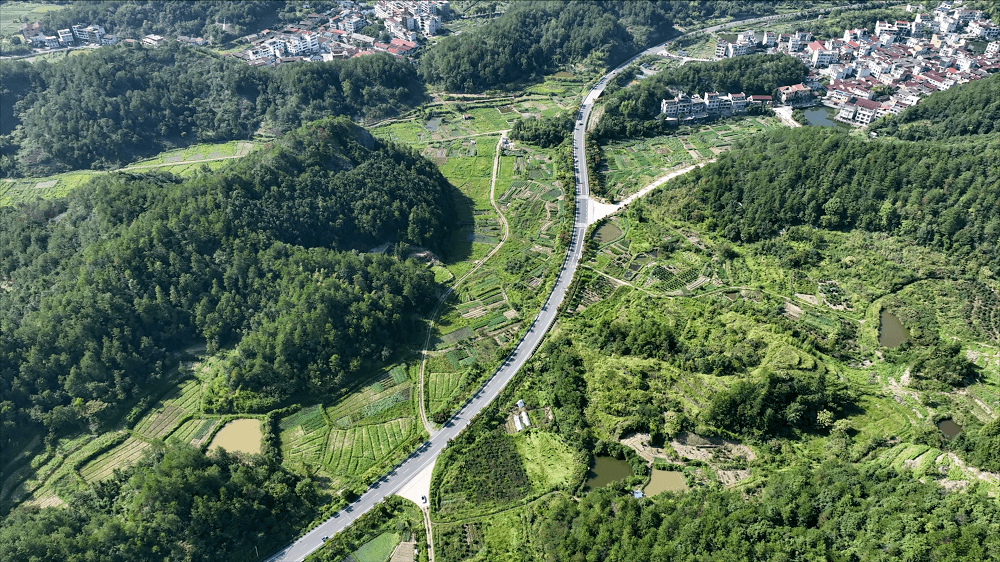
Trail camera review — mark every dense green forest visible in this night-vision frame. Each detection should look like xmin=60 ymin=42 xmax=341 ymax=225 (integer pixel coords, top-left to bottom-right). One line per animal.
xmin=869 ymin=73 xmax=1000 ymax=140
xmin=0 ymin=117 xmax=457 ymax=461
xmin=418 ymin=1 xmax=826 ymax=93
xmin=593 ymin=54 xmax=807 ymax=139
xmin=535 ymin=461 xmax=1000 ymax=561
xmin=0 ymin=443 xmax=320 ymax=562
xmin=678 ymin=127 xmax=1000 ymax=272
xmin=508 ymin=114 xmax=574 ymax=148
xmin=0 ymin=42 xmax=424 ymax=175
xmin=37 ymin=0 xmax=283 ymax=44
xmin=419 ymin=1 xmax=676 ymax=92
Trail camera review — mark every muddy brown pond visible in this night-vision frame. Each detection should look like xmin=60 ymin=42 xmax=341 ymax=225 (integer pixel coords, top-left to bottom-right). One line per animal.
xmin=208 ymin=418 xmax=262 ymax=454
xmin=937 ymin=418 xmax=962 ymax=439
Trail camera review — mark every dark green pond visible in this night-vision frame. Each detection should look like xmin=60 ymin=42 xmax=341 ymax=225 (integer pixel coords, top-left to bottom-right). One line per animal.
xmin=592 ymin=222 xmax=622 ymax=245
xmin=801 ymin=106 xmax=851 ymax=129
xmin=878 ymin=310 xmax=909 ymax=348
xmin=937 ymin=419 xmax=962 ymax=439
xmin=585 ymin=457 xmax=634 ymax=490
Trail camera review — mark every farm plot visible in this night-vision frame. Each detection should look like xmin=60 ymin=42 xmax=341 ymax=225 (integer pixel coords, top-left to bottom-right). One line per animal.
xmin=428 ymin=370 xmax=466 ymax=413
xmin=353 ymin=532 xmax=401 ymax=562
xmin=169 ymin=418 xmax=219 ymax=446
xmin=80 ymin=437 xmax=151 ymax=484
xmin=281 ymin=405 xmax=330 ymax=468
xmin=1 ymin=142 xmax=252 ymax=207
xmin=133 ymin=378 xmax=202 ymax=439
xmin=327 ymin=382 xmax=413 ymax=427
xmin=324 ymin=418 xmax=416 ymax=476
xmin=0 ymin=2 xmax=65 ymax=36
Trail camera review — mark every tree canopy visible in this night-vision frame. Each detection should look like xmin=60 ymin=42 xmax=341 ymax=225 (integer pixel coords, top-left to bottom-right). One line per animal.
xmin=419 ymin=1 xmax=676 ymax=93
xmin=1 ymin=42 xmax=425 ymax=176
xmin=0 ymin=117 xmax=456 ymax=456
xmin=0 ymin=443 xmax=320 ymax=562
xmin=869 ymin=73 xmax=1000 ymax=140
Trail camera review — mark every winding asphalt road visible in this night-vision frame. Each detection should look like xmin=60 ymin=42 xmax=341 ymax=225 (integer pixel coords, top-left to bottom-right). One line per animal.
xmin=267 ymin=71 xmax=597 ymax=562
xmin=266 ymin=6 xmax=859 ymax=560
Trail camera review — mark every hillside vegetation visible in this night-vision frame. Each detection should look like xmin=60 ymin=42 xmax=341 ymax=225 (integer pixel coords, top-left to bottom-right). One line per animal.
xmin=870 ymin=73 xmax=1000 ymax=140
xmin=1 ymin=42 xmax=424 ymax=175
xmin=0 ymin=117 xmax=456 ymax=461
xmin=424 ymin=59 xmax=1000 ymax=562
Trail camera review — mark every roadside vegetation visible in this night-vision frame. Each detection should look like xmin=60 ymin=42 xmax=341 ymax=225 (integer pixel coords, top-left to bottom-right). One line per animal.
xmin=424 ymin=61 xmax=1000 ymax=561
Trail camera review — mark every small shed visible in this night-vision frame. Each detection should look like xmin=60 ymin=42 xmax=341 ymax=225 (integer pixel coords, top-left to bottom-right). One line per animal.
xmin=516 ymin=399 xmax=525 ymax=409
xmin=520 ymin=411 xmax=531 ymax=427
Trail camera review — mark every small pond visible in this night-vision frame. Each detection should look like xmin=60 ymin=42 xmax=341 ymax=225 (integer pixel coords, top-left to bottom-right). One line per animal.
xmin=208 ymin=418 xmax=262 ymax=454
xmin=937 ymin=418 xmax=962 ymax=439
xmin=801 ymin=106 xmax=851 ymax=129
xmin=878 ymin=310 xmax=909 ymax=348
xmin=585 ymin=457 xmax=634 ymax=490
xmin=644 ymin=470 xmax=688 ymax=496
xmin=592 ymin=222 xmax=623 ymax=245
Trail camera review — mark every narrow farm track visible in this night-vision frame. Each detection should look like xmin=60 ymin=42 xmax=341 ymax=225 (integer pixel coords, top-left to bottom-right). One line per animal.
xmin=416 ymin=132 xmax=511 ymax=435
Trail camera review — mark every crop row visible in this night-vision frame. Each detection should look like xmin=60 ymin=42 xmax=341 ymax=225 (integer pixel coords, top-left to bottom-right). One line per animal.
xmin=324 ymin=418 xmax=414 ymax=476
xmin=80 ymin=437 xmax=151 ymax=483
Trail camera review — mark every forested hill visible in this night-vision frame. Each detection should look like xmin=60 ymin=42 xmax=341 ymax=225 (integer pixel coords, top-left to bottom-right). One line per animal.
xmin=39 ymin=0 xmax=279 ymax=44
xmin=672 ymin=127 xmax=1000 ymax=273
xmin=0 ymin=117 xmax=456 ymax=458
xmin=419 ymin=1 xmax=675 ymax=93
xmin=0 ymin=42 xmax=424 ymax=176
xmin=869 ymin=73 xmax=1000 ymax=140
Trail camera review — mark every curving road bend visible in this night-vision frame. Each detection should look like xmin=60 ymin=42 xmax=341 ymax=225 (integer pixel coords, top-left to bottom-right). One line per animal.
xmin=267 ymin=7 xmax=854 ymax=558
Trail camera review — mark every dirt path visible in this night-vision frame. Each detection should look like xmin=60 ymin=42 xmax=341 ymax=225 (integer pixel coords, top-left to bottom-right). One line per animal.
xmin=588 ymin=161 xmax=713 ymax=223
xmin=422 ymin=508 xmax=435 ymax=562
xmin=416 ymin=132 xmax=511 ymax=435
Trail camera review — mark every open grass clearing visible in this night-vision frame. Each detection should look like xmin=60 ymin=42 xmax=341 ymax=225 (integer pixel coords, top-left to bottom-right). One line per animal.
xmin=513 ymin=431 xmax=579 ymax=492
xmin=0 ymin=2 xmax=65 ymax=36
xmin=352 ymin=531 xmax=400 ymax=562
xmin=0 ymin=141 xmax=253 ymax=207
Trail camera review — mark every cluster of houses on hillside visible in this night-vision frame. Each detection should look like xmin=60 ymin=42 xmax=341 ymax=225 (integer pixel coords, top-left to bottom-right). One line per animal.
xmin=18 ymin=20 xmax=210 ymax=51
xmin=236 ymin=0 xmax=447 ymax=66
xmin=707 ymin=2 xmax=1000 ymax=125
xmin=661 ymin=91 xmax=759 ymax=122
xmin=373 ymin=0 xmax=450 ymax=40
xmin=15 ymin=1 xmax=450 ymax=67
xmin=20 ymin=21 xmax=118 ymax=49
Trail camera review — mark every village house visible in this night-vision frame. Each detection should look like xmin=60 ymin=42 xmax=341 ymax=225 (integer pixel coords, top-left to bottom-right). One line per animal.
xmin=778 ymin=83 xmax=813 ymax=104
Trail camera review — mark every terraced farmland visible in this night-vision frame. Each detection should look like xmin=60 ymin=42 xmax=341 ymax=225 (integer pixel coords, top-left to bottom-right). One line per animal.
xmin=80 ymin=437 xmax=152 ymax=484
xmin=325 ymin=417 xmax=416 ymax=476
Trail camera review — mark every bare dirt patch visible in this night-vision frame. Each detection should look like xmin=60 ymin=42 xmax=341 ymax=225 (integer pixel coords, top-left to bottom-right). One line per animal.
xmin=783 ymin=301 xmax=803 ymax=319
xmin=717 ymin=469 xmax=751 ymax=485
xmin=795 ymin=293 xmax=819 ymax=305
xmin=389 ymin=541 xmax=416 ymax=562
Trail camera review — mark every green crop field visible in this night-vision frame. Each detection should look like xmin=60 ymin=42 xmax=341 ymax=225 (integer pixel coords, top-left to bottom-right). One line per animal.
xmin=428 ymin=370 xmax=466 ymax=413
xmin=0 ymin=141 xmax=252 ymax=207
xmin=352 ymin=531 xmax=400 ymax=562
xmin=1 ymin=2 xmax=64 ymax=36
xmin=324 ymin=417 xmax=416 ymax=476
xmin=79 ymin=437 xmax=151 ymax=484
